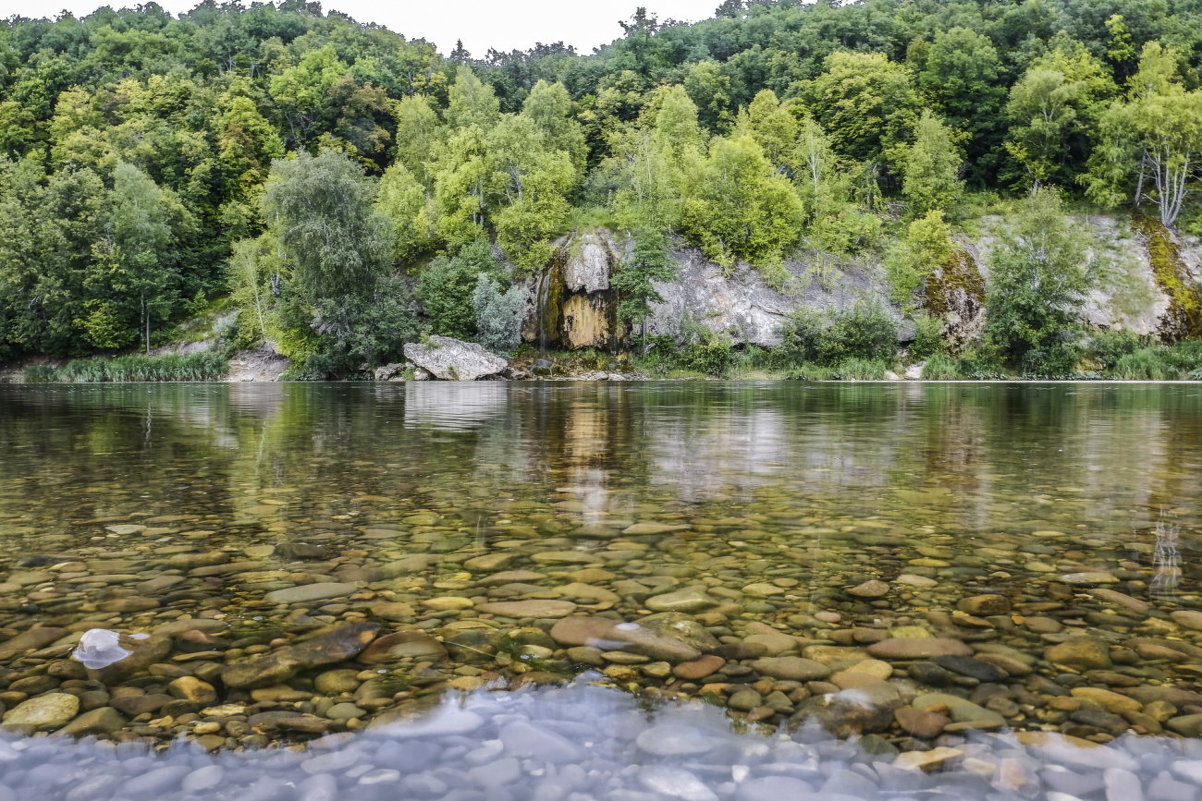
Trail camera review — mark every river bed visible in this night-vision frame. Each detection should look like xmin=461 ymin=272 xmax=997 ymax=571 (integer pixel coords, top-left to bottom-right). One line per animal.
xmin=0 ymin=382 xmax=1199 ymax=799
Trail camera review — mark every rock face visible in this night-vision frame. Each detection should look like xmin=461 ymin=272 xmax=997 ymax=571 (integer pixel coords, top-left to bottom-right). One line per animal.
xmin=644 ymin=243 xmax=916 ymax=348
xmin=402 ymin=336 xmax=507 ymax=381
xmin=518 ymin=216 xmax=1196 ymax=354
xmin=523 ymin=230 xmax=623 ymax=350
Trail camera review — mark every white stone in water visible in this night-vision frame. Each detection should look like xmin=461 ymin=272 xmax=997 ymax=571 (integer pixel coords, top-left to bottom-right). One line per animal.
xmin=1104 ymin=767 xmax=1144 ymax=801
xmin=638 ymin=766 xmax=719 ymax=801
xmin=71 ymin=629 xmax=132 ymax=669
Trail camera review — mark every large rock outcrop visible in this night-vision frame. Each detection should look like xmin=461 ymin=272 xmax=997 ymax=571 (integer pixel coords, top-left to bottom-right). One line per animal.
xmin=519 ymin=216 xmax=1200 ymax=354
xmin=645 ymin=248 xmax=910 ymax=347
xmin=523 ymin=230 xmax=624 ymax=350
xmin=403 ymin=336 xmax=507 ymax=381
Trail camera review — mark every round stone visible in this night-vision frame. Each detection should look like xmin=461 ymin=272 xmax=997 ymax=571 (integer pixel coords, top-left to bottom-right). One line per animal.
xmin=847 ymin=580 xmax=889 ymax=598
xmin=264 ymin=583 xmax=358 ymax=603
xmin=957 ymin=594 xmax=1010 ymax=615
xmin=1 ymin=693 xmax=79 ymax=732
xmin=474 ymin=600 xmax=577 ymax=618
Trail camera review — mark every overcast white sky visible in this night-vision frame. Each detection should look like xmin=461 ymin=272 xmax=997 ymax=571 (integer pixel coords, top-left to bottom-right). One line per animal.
xmin=0 ymin=1 xmax=724 ymax=56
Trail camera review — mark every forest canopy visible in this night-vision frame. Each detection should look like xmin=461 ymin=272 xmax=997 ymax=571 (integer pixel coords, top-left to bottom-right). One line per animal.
xmin=2 ymin=0 xmax=1202 ymax=372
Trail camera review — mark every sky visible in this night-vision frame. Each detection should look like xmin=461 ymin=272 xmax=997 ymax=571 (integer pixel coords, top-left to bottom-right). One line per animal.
xmin=0 ymin=0 xmax=725 ymax=55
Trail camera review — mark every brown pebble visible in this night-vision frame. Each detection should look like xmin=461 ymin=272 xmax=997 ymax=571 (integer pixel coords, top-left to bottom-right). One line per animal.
xmin=673 ymin=655 xmax=725 ymax=680
xmin=894 ymin=707 xmax=950 ymax=738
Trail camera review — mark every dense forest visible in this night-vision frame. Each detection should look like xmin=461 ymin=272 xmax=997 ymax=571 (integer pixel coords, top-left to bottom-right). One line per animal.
xmin=2 ymin=0 xmax=1202 ymax=379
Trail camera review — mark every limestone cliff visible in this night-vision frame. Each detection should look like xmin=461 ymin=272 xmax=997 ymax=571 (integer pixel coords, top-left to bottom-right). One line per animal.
xmin=521 ymin=215 xmax=1201 ymax=353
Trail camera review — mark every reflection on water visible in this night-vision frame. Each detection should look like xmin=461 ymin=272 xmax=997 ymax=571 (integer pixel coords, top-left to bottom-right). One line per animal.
xmin=2 ymin=681 xmax=1202 ymax=801
xmin=1151 ymin=516 xmax=1184 ymax=598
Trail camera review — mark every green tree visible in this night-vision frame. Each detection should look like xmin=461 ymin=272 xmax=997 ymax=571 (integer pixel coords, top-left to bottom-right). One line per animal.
xmin=215 ymin=88 xmax=284 ymax=234
xmin=91 ymin=162 xmax=186 ymax=354
xmin=611 ymin=227 xmax=676 ymax=343
xmin=802 ymin=51 xmax=921 ymax=170
xmin=651 ymin=84 xmax=706 ymax=164
xmin=793 ymin=116 xmax=881 ymax=257
xmin=268 ymin=44 xmax=348 ymax=146
xmin=432 ymin=125 xmax=491 ymax=246
xmin=445 ymin=66 xmax=501 ymax=130
xmin=376 ymin=162 xmax=436 ymax=265
xmin=486 ymin=115 xmax=576 ymax=270
xmin=393 ymin=95 xmax=443 ymax=187
xmin=983 ymin=188 xmax=1088 ymax=375
xmin=521 ymin=80 xmax=587 ymax=177
xmin=901 ymin=111 xmax=964 ymax=217
xmin=684 ymin=60 xmax=734 ymax=132
xmin=680 ymin=134 xmax=804 ymax=268
xmin=262 ymin=150 xmax=390 ymax=307
xmin=918 ymin=27 xmax=1005 ymax=184
xmin=1085 ymin=42 xmax=1202 ymax=227
xmin=471 ymin=273 xmax=524 ymax=354
xmin=1004 ymin=43 xmax=1116 ymax=189
xmin=736 ymin=89 xmax=798 ymax=176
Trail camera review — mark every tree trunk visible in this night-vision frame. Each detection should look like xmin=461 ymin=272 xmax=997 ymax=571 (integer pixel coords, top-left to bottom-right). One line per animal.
xmin=142 ymin=292 xmax=151 ymax=356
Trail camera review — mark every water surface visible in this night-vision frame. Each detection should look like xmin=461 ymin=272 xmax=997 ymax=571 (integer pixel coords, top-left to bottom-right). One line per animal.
xmin=1 ymin=382 xmax=1201 ymax=799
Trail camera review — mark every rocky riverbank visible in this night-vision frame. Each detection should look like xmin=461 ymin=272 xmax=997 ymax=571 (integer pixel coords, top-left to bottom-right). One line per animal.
xmin=1 ymin=514 xmax=1202 ymax=754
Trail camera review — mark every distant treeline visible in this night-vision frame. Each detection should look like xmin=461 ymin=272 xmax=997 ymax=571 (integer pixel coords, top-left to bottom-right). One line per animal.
xmin=1 ymin=0 xmax=1201 ymax=376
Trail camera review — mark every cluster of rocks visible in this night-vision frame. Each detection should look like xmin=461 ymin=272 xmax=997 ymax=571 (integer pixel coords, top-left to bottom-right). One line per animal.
xmin=1 ymin=507 xmax=1202 ymax=761
xmin=372 ymin=337 xmax=644 ymax=382
xmin=3 ymin=678 xmax=1202 ymax=801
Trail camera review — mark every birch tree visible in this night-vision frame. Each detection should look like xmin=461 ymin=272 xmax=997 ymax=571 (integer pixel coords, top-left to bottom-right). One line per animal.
xmin=1085 ymin=43 xmax=1202 ymax=228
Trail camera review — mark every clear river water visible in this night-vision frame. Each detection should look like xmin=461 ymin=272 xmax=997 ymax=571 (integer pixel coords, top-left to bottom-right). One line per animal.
xmin=0 ymin=381 xmax=1200 ymax=801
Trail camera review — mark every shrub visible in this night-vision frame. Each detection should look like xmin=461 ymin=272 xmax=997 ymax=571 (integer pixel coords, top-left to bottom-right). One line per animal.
xmin=22 ymin=365 xmax=57 ymax=383
xmin=822 ymin=299 xmax=898 ymax=364
xmin=28 ymin=352 xmax=228 ymax=382
xmin=472 ymin=274 xmax=524 ymax=355
xmin=774 ymin=308 xmax=827 ymax=368
xmin=1113 ymin=348 xmax=1173 ymax=380
xmin=301 ymin=274 xmax=421 ymax=378
xmin=676 ymin=319 xmax=735 ymax=377
xmin=731 ymin=344 xmax=772 ymax=375
xmin=417 ymin=238 xmax=505 ymax=339
xmin=956 ymin=346 xmax=1006 ymax=379
xmin=921 ymin=353 xmax=961 ymax=379
xmin=909 ymin=313 xmax=945 ymax=360
xmin=774 ymin=300 xmax=898 ymax=369
xmin=885 ymin=210 xmax=955 ymax=303
xmin=785 ymin=363 xmax=836 ymax=380
xmin=831 ymin=358 xmax=888 ymax=380
xmin=1088 ymin=329 xmax=1143 ymax=370
xmin=1018 ymin=343 xmax=1080 ymax=378
xmin=1163 ymin=340 xmax=1202 ymax=373
xmin=983 ymin=188 xmax=1088 ymax=375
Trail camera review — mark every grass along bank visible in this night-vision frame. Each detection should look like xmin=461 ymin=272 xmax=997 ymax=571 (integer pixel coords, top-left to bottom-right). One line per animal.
xmin=22 ymin=352 xmax=229 ymax=383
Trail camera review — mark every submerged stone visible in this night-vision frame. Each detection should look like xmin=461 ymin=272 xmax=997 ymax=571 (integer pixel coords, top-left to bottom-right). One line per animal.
xmin=222 ymin=622 xmax=380 ymax=689
xmin=867 ymin=638 xmax=973 ymax=660
xmin=1 ymin=693 xmax=79 ymax=732
xmin=264 ymin=582 xmax=358 ymax=603
xmin=1045 ymin=637 xmax=1112 ymax=671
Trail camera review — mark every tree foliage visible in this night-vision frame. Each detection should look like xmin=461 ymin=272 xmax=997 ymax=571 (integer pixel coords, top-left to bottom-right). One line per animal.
xmin=901 ymin=112 xmax=964 ymax=217
xmin=680 ymin=134 xmax=803 ymax=267
xmin=983 ymin=188 xmax=1089 ymax=375
xmin=0 ymin=0 xmax=1200 ymax=366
